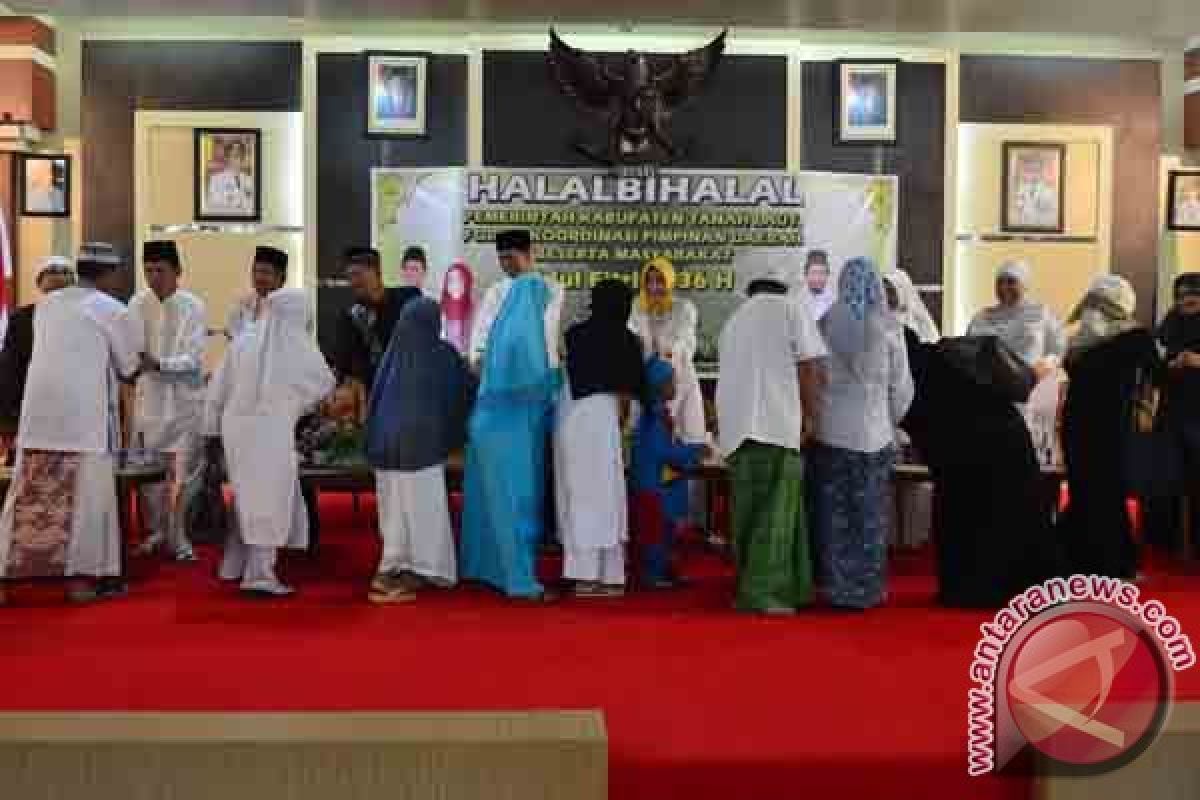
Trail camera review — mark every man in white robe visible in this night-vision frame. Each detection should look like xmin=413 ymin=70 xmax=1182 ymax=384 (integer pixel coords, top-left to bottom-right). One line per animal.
xmin=225 ymin=246 xmax=288 ymax=340
xmin=0 ymin=242 xmax=141 ymax=605
xmin=204 ymin=281 xmax=334 ymax=597
xmin=127 ymin=240 xmax=208 ymax=561
xmin=470 ymin=237 xmax=563 ymax=372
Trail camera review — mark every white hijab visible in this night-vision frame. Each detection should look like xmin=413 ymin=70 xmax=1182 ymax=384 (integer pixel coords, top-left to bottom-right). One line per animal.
xmin=215 ymin=288 xmax=333 ymax=549
xmin=883 ymin=268 xmax=939 ymax=343
xmin=226 ymin=288 xmax=333 ymax=419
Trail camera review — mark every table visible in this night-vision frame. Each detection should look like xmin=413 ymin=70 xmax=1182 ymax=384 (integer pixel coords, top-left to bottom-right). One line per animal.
xmin=1 ymin=458 xmax=168 ymax=585
xmin=298 ymin=454 xmax=733 ymax=552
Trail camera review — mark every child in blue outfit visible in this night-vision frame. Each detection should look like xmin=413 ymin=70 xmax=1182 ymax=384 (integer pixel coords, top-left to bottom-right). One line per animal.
xmin=630 ymin=356 xmax=709 ymax=588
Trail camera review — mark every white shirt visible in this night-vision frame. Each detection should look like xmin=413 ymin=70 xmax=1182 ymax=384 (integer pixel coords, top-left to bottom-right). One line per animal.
xmin=469 ymin=273 xmax=564 ymax=370
xmin=803 ymin=288 xmax=835 ymax=322
xmin=127 ymin=288 xmax=208 ymax=453
xmin=629 ymin=298 xmax=707 ymax=442
xmin=716 ymin=293 xmax=827 ymax=457
xmin=815 ymin=321 xmax=914 ymax=454
xmin=17 ymin=287 xmax=142 ymax=454
xmin=967 ymin=301 xmax=1066 ymax=367
xmin=225 ymin=292 xmax=261 ymax=339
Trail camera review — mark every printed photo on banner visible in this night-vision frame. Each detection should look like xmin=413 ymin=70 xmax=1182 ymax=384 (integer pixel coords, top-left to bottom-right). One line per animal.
xmin=835 ymin=60 xmax=898 ymax=145
xmin=194 ymin=128 xmax=262 ymax=222
xmin=19 ymin=154 xmax=71 ymax=218
xmin=1167 ymin=170 xmax=1200 ymax=231
xmin=1002 ymin=142 xmax=1065 ymax=234
xmin=372 ymin=168 xmax=899 ymax=365
xmin=367 ymin=53 xmax=427 ymax=136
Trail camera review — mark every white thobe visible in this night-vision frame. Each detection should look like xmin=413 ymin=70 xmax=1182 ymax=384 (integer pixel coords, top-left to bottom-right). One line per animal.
xmin=554 ymin=388 xmax=627 ymax=586
xmin=629 ymin=299 xmax=707 ymax=444
xmin=128 ymin=289 xmax=208 ymax=551
xmin=0 ymin=287 xmax=141 ymax=578
xmin=375 ymin=466 xmax=457 ymax=585
xmin=469 ymin=274 xmax=564 ymax=370
xmin=203 ymin=290 xmax=334 ymax=563
xmin=716 ymin=294 xmax=827 ymax=458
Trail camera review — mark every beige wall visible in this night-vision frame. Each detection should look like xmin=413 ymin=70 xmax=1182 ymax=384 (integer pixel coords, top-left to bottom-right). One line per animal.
xmin=14 ymin=136 xmax=83 ymax=306
xmin=134 ymin=110 xmax=304 ymax=370
xmin=953 ymin=123 xmax=1114 ymax=332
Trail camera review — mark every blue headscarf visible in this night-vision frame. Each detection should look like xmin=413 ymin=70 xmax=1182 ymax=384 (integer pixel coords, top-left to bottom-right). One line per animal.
xmin=478 ymin=273 xmax=559 ymax=408
xmin=822 ymin=257 xmax=887 ymax=359
xmin=366 ymin=297 xmax=474 ymax=470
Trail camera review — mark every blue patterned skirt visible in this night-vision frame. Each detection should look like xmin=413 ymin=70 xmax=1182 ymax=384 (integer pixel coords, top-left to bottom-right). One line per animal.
xmin=808 ymin=443 xmax=895 ymax=609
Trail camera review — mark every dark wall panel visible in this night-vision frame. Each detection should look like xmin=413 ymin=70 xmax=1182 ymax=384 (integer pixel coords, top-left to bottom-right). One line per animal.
xmin=959 ymin=55 xmax=1162 ymax=323
xmin=82 ymin=41 xmax=301 ymax=293
xmin=315 ymin=52 xmax=467 ymax=351
xmin=483 ymin=51 xmax=787 ymax=169
xmin=802 ymin=61 xmax=946 ymax=325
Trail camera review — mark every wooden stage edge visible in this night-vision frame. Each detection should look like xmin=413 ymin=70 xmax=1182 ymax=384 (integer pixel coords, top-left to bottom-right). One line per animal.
xmin=1037 ymin=702 xmax=1200 ymax=800
xmin=0 ymin=710 xmax=607 ymax=800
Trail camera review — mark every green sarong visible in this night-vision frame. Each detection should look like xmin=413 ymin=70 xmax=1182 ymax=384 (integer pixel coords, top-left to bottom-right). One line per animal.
xmin=728 ymin=441 xmax=811 ymax=611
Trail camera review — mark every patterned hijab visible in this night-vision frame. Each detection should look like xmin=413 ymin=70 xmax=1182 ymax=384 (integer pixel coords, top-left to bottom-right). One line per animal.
xmin=823 ymin=257 xmax=887 ymax=358
xmin=638 ymin=257 xmax=675 ymax=315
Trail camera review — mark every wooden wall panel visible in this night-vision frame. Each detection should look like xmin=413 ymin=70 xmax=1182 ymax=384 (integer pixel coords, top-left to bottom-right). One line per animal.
xmin=960 ymin=55 xmax=1162 ymax=324
xmin=82 ymin=41 xmax=301 ymax=295
xmin=315 ymin=52 xmax=467 ymax=353
xmin=1187 ymin=93 xmax=1200 ymax=150
xmin=483 ymin=51 xmax=787 ymax=169
xmin=802 ymin=61 xmax=946 ymax=325
xmin=0 ymin=16 xmax=55 ymax=55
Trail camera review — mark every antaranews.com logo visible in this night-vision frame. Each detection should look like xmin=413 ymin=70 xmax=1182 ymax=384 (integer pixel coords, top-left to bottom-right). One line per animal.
xmin=967 ymin=574 xmax=1195 ymax=776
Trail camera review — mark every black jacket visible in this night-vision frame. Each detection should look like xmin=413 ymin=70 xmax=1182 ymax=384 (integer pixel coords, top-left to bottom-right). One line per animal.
xmin=331 ymin=286 xmax=422 ymax=389
xmin=0 ymin=304 xmax=35 ymax=427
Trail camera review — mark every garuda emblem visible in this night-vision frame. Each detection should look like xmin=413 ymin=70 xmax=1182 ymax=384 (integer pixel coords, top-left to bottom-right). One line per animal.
xmin=547 ymin=28 xmax=727 ymax=167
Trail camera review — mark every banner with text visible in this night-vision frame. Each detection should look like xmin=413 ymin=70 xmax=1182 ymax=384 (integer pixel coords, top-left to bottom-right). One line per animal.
xmin=371 ymin=168 xmax=898 ymax=363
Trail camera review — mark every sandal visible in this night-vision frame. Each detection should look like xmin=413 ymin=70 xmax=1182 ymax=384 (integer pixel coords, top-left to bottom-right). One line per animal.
xmin=368 ymin=587 xmax=416 ymax=605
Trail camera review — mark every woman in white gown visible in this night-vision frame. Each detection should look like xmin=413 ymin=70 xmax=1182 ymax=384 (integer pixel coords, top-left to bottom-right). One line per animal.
xmin=628 ymin=257 xmax=707 ymax=444
xmin=967 ymin=260 xmax=1066 ymax=374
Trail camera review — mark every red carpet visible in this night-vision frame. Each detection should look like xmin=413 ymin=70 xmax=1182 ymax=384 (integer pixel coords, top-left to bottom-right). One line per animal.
xmin=1 ymin=494 xmax=1198 ymax=800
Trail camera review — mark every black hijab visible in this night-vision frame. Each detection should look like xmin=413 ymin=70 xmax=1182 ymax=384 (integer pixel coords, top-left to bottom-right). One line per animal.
xmin=1158 ymin=273 xmax=1200 ymax=357
xmin=565 ymin=279 xmax=646 ymax=402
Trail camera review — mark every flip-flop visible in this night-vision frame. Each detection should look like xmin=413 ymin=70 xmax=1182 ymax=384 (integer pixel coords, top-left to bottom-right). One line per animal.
xmin=368 ymin=588 xmax=416 ymax=605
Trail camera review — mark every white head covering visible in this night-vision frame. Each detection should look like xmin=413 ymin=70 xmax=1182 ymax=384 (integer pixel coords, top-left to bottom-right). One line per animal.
xmin=882 ymin=268 xmax=939 ymax=343
xmin=997 ymin=260 xmax=1032 ymax=291
xmin=1066 ymin=274 xmax=1137 ymax=361
xmin=36 ymin=255 xmax=74 ymax=285
xmin=230 ymin=287 xmax=332 ymax=417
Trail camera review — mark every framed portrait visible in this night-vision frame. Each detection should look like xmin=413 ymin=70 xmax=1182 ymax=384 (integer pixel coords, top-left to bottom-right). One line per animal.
xmin=366 ymin=53 xmax=428 ymax=137
xmin=19 ymin=154 xmax=71 ymax=217
xmin=1002 ymin=142 xmax=1066 ymax=234
xmin=1167 ymin=170 xmax=1200 ymax=232
xmin=194 ymin=128 xmax=262 ymax=222
xmin=835 ymin=60 xmax=898 ymax=145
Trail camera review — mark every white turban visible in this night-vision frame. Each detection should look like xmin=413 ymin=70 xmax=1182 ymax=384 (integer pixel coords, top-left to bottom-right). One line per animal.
xmin=996 ymin=260 xmax=1032 ymax=289
xmin=36 ymin=255 xmax=74 ymax=283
